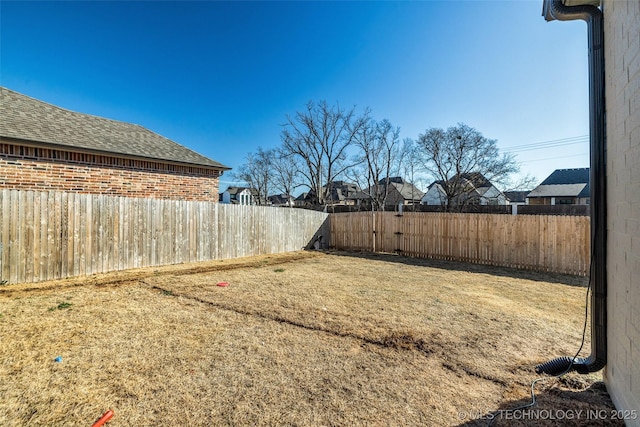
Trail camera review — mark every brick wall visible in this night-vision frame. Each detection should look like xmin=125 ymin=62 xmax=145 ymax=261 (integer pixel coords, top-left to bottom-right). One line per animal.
xmin=0 ymin=142 xmax=223 ymax=202
xmin=604 ymin=0 xmax=640 ymax=422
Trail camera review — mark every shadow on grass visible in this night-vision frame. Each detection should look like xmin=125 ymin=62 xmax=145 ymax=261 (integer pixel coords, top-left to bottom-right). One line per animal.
xmin=455 ymin=381 xmax=623 ymax=427
xmin=326 ymin=250 xmax=589 ymax=288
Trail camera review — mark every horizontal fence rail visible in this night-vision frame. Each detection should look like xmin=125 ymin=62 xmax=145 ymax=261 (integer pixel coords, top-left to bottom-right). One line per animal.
xmin=330 ymin=212 xmax=590 ymax=276
xmin=0 ymin=190 xmax=329 ymax=284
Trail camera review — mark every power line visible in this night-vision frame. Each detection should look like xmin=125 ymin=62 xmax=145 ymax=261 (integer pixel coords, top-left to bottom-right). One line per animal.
xmin=505 ymin=135 xmax=588 ymax=150
xmin=520 ymin=153 xmax=589 ymax=164
xmin=507 ymin=140 xmax=588 ymax=153
xmin=503 ymin=135 xmax=589 ymax=153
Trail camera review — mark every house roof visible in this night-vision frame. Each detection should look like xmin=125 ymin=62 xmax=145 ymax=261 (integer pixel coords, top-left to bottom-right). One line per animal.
xmin=377 ymin=176 xmax=405 ymax=185
xmin=223 ymin=186 xmax=257 ymax=196
xmin=578 ymin=182 xmax=590 ymax=198
xmin=389 ymin=181 xmax=424 ymax=200
xmin=351 ymin=178 xmax=424 ymax=202
xmin=268 ymin=194 xmax=293 ymax=204
xmin=323 ymin=181 xmax=360 ymax=201
xmin=295 ymin=192 xmax=309 ymax=202
xmin=540 ymin=168 xmax=589 ymax=185
xmin=527 ymin=168 xmax=590 ymax=198
xmin=0 ymin=87 xmax=229 ymax=170
xmin=458 ymin=172 xmax=492 ymax=188
xmin=503 ymin=191 xmax=529 ymax=203
xmin=427 ymin=173 xmax=492 ymax=191
xmin=527 ymin=183 xmax=588 ymax=198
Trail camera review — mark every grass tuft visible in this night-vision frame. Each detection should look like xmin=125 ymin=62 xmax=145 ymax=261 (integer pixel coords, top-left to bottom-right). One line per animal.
xmin=48 ymin=301 xmax=73 ymax=311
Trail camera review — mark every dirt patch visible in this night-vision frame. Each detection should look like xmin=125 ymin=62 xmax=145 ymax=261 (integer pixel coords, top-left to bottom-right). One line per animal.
xmin=0 ymin=251 xmax=620 ymax=426
xmin=0 ymin=251 xmax=319 ymax=297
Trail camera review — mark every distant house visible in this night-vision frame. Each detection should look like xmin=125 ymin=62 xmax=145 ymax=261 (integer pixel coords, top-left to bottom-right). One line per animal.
xmin=504 ymin=191 xmax=529 ymax=206
xmin=421 ymin=173 xmax=507 ymax=206
xmin=422 ymin=181 xmax=447 ymax=206
xmin=526 ymin=168 xmax=589 ymax=205
xmin=267 ymin=193 xmax=294 ymax=207
xmin=219 ymin=186 xmax=260 ymax=205
xmin=294 ymin=191 xmax=312 ymax=207
xmin=324 ymin=181 xmax=360 ymax=206
xmin=350 ymin=177 xmax=424 ymax=208
xmin=294 ymin=181 xmax=361 ymax=206
xmin=0 ymin=87 xmax=229 ymax=201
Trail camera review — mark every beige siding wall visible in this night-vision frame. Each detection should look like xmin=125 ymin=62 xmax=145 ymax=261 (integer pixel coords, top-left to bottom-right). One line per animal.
xmin=604 ymin=0 xmax=640 ymax=421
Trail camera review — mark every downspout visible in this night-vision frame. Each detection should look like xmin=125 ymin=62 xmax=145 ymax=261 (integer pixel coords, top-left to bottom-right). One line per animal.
xmin=536 ymin=0 xmax=606 ymax=375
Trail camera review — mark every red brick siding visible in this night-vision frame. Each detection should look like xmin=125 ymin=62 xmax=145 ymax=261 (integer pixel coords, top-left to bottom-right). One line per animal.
xmin=0 ymin=143 xmax=222 ymax=201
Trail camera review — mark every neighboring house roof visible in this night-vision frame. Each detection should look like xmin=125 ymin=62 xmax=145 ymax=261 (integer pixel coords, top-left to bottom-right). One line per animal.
xmin=351 ymin=177 xmax=424 ymax=203
xmin=223 ymin=186 xmax=257 ymax=196
xmin=578 ymin=182 xmax=590 ymax=198
xmin=504 ymin=191 xmax=529 ymax=203
xmin=527 ymin=184 xmax=587 ymax=198
xmin=527 ymin=168 xmax=589 ymax=198
xmin=457 ymin=172 xmax=492 ymax=189
xmin=0 ymin=86 xmax=229 ymax=170
xmin=295 ymin=192 xmax=309 ymax=202
xmin=268 ymin=194 xmax=293 ymax=205
xmin=430 ymin=173 xmax=493 ymax=191
xmin=323 ymin=181 xmax=360 ymax=202
xmin=422 ymin=172 xmax=506 ymax=205
xmin=427 ymin=173 xmax=495 ymax=196
xmin=379 ymin=176 xmax=405 ymax=185
xmin=476 ymin=186 xmax=492 ymax=197
xmin=539 ymin=168 xmax=589 ymax=185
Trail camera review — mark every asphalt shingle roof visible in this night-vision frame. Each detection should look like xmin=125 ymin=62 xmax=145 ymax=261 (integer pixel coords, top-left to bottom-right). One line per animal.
xmin=504 ymin=191 xmax=529 ymax=203
xmin=527 ymin=183 xmax=587 ymax=198
xmin=540 ymin=168 xmax=589 ymax=185
xmin=0 ymin=87 xmax=229 ymax=170
xmin=527 ymin=168 xmax=590 ymax=198
xmin=351 ymin=178 xmax=424 ymax=201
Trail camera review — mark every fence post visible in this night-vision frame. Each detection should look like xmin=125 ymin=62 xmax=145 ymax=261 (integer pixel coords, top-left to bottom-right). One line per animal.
xmin=372 ymin=211 xmax=376 ymax=253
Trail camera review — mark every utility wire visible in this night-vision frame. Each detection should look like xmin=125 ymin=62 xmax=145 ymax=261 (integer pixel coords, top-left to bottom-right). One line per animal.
xmin=519 ymin=153 xmax=589 ymax=164
xmin=504 ymin=135 xmax=588 ymax=150
xmin=503 ymin=135 xmax=589 ymax=153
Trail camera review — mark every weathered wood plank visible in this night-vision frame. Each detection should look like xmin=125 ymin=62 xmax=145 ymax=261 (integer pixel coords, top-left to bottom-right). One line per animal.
xmin=330 ymin=211 xmax=590 ymax=276
xmin=0 ymin=190 xmax=379 ymax=283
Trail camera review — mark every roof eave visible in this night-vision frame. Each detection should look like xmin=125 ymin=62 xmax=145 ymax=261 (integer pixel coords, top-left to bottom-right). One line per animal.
xmin=0 ymin=135 xmax=231 ymax=171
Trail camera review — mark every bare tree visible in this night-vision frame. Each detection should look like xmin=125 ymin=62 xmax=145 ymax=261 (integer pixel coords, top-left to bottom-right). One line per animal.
xmin=271 ymin=148 xmax=303 ymax=206
xmin=502 ymin=173 xmax=538 ymax=192
xmin=397 ymin=137 xmax=427 ymax=206
xmin=281 ymin=101 xmax=368 ymax=205
xmin=416 ymin=123 xmax=519 ymax=211
xmin=234 ymin=147 xmax=274 ymax=205
xmin=350 ymin=118 xmax=402 ymax=211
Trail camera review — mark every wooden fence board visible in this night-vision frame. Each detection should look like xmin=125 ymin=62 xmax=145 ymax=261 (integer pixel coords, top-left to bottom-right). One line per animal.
xmin=0 ymin=190 xmax=590 ymax=283
xmin=0 ymin=190 xmax=329 ymax=284
xmin=331 ymin=211 xmax=590 ymax=276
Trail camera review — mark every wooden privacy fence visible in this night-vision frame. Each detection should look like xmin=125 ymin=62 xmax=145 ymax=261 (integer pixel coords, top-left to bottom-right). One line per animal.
xmin=330 ymin=211 xmax=590 ymax=275
xmin=0 ymin=190 xmax=329 ymax=284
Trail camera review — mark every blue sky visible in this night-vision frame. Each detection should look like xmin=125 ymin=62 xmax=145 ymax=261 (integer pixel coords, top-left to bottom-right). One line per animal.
xmin=1 ymin=0 xmax=590 ymax=191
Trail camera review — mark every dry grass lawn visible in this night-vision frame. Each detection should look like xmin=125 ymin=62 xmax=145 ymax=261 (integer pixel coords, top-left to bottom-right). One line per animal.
xmin=0 ymin=251 xmax=620 ymax=426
